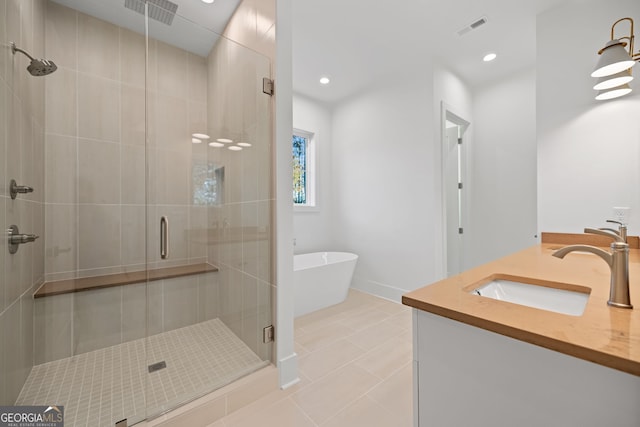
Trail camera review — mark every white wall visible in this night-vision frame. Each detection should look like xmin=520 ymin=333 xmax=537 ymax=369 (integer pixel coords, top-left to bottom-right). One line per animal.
xmin=330 ymin=74 xmax=437 ymax=300
xmin=469 ymin=68 xmax=538 ymax=268
xmin=275 ymin=0 xmax=298 ymax=389
xmin=292 ymin=94 xmax=334 ymax=254
xmin=538 ymin=0 xmax=640 ymax=234
xmin=290 ymin=1 xmax=640 ymax=308
xmin=291 ymin=51 xmax=539 ymax=303
xmin=288 ymin=67 xmax=477 ymax=300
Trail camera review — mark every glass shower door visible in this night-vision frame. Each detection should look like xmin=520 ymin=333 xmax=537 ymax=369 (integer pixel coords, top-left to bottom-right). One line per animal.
xmin=29 ymin=1 xmax=150 ymax=426
xmin=13 ymin=1 xmax=273 ymax=425
xmin=143 ymin=8 xmax=274 ymax=420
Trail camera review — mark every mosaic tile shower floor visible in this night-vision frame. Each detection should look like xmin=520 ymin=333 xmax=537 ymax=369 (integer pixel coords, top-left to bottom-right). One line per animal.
xmin=17 ymin=318 xmax=266 ymax=427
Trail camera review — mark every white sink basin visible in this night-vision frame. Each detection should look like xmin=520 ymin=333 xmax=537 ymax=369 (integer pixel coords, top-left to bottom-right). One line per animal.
xmin=471 ymin=278 xmax=589 ymax=316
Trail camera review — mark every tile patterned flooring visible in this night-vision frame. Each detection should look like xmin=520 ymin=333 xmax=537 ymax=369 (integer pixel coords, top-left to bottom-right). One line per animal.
xmin=16 ymin=319 xmax=268 ymax=427
xmin=208 ymin=290 xmax=413 ymax=427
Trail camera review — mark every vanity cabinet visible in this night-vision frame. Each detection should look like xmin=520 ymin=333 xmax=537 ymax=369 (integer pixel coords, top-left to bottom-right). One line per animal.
xmin=412 ymin=309 xmax=640 ymax=427
xmin=403 ymin=241 xmax=640 ymax=427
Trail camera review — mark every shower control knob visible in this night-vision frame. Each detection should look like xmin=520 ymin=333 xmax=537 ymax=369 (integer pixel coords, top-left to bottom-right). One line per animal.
xmin=10 ymin=179 xmax=34 ymax=199
xmin=10 ymin=233 xmax=39 ymax=244
xmin=7 ymin=225 xmax=39 ymax=254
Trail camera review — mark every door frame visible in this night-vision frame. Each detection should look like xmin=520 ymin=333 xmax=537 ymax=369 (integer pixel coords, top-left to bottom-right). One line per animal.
xmin=440 ymin=101 xmax=471 ymax=277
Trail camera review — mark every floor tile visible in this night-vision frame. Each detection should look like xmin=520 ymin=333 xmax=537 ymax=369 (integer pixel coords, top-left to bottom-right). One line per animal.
xmin=321 ymin=395 xmax=405 ymax=427
xmin=220 ymin=372 xmax=311 ymax=426
xmin=375 ymin=299 xmax=411 ymax=316
xmin=17 ymin=319 xmax=267 ymax=427
xmin=295 ymin=340 xmax=311 ymax=358
xmin=224 ymin=397 xmax=316 ymax=427
xmin=338 ymin=308 xmax=392 ymax=332
xmin=296 ymin=322 xmax=356 ymax=353
xmin=75 ymin=289 xmax=416 ymax=427
xmin=291 ymin=363 xmax=380 ymax=425
xmin=386 ymin=309 xmax=413 ymax=330
xmin=367 ymin=362 xmax=413 ymax=422
xmin=299 ymin=338 xmax=366 ymax=381
xmin=346 ymin=319 xmax=406 ymax=352
xmin=354 ymin=336 xmax=412 ymax=380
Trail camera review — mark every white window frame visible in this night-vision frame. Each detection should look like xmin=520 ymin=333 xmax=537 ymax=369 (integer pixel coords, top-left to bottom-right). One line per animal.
xmin=293 ymin=128 xmax=318 ymax=212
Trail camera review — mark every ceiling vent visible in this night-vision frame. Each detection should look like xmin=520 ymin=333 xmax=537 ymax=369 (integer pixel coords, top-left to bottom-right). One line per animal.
xmin=456 ymin=16 xmax=488 ymax=36
xmin=124 ymin=0 xmax=178 ymax=26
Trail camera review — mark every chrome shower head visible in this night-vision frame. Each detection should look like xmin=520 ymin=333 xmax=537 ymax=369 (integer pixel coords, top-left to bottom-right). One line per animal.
xmin=10 ymin=42 xmax=57 ymax=76
xmin=26 ymin=58 xmax=57 ymax=76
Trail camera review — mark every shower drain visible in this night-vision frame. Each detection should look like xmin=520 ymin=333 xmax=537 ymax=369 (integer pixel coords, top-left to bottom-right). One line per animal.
xmin=148 ymin=361 xmax=167 ymax=373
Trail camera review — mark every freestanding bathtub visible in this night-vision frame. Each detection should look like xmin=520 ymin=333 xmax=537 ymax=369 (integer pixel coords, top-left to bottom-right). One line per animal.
xmin=293 ymin=252 xmax=358 ymax=318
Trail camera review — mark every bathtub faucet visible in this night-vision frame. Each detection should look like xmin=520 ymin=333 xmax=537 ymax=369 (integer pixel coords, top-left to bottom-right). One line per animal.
xmin=552 ymin=227 xmax=632 ymax=309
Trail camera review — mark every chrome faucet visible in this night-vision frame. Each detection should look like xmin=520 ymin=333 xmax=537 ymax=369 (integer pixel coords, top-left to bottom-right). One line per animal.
xmin=552 ymin=228 xmax=632 ymax=309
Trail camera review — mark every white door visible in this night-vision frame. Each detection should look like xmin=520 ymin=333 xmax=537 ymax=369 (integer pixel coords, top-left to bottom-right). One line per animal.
xmin=445 ymin=123 xmax=463 ymax=276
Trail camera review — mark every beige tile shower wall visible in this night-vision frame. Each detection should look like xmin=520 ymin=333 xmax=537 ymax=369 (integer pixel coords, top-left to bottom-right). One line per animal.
xmin=222 ymin=0 xmax=276 ymax=60
xmin=43 ymin=2 xmax=209 ymax=281
xmin=206 ymin=0 xmax=275 ymax=363
xmin=39 ymin=2 xmax=217 ymax=361
xmin=0 ymin=0 xmax=46 ymax=405
xmin=33 ymin=271 xmax=220 ymax=364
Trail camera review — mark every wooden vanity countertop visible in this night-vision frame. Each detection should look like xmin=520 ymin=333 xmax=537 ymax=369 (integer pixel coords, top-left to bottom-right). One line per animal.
xmin=402 ymin=242 xmax=640 ymax=376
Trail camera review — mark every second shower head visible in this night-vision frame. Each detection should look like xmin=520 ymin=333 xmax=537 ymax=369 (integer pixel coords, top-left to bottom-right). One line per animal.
xmin=10 ymin=42 xmax=57 ymax=76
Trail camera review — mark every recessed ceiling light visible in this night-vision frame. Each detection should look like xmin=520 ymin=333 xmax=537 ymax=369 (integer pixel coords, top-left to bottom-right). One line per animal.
xmin=192 ymin=137 xmax=202 ymax=144
xmin=192 ymin=133 xmax=210 ymax=139
xmin=208 ymin=142 xmax=225 ymax=148
xmin=217 ymin=138 xmax=233 ymax=143
xmin=228 ymin=146 xmax=243 ymax=151
xmin=319 ymin=76 xmax=330 ymax=85
xmin=202 ymin=0 xmax=214 ymax=3
xmin=237 ymin=142 xmax=252 ymax=147
xmin=483 ymin=53 xmax=497 ymax=62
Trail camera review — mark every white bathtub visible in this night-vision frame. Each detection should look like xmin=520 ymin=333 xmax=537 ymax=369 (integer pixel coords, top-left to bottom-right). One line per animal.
xmin=293 ymin=252 xmax=358 ymax=318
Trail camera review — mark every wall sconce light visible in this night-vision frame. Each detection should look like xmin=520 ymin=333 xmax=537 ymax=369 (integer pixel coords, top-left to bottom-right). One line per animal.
xmin=591 ymin=17 xmax=640 ymax=100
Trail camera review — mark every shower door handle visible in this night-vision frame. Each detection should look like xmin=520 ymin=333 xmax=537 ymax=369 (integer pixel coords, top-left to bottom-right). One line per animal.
xmin=160 ymin=216 xmax=169 ymax=259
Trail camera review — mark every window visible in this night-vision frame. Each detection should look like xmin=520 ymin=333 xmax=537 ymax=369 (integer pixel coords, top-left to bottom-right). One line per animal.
xmin=193 ymin=161 xmax=224 ymax=206
xmin=292 ymin=129 xmax=316 ymax=210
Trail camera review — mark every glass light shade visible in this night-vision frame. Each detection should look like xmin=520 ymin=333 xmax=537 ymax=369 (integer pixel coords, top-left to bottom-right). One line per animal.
xmin=595 ymin=84 xmax=632 ymax=100
xmin=216 ymin=138 xmax=233 ymax=143
xmin=592 ymin=40 xmax=636 ymax=77
xmin=192 ymin=133 xmax=210 ymax=139
xmin=228 ymin=146 xmax=242 ymax=151
xmin=237 ymin=142 xmax=252 ymax=147
xmin=593 ymin=69 xmax=633 ymax=90
xmin=208 ymin=142 xmax=225 ymax=148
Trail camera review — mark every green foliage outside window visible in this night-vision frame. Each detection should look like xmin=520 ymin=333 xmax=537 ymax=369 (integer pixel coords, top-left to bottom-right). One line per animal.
xmin=293 ymin=135 xmax=307 ymax=204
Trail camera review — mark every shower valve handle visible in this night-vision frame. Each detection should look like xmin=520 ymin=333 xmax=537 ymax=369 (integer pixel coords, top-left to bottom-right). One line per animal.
xmin=7 ymin=225 xmax=39 ymax=254
xmin=10 ymin=233 xmax=39 ymax=244
xmin=10 ymin=179 xmax=34 ymax=199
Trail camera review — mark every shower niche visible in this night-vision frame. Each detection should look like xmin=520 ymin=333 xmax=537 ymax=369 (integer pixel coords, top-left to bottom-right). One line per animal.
xmin=0 ymin=0 xmax=275 ymax=425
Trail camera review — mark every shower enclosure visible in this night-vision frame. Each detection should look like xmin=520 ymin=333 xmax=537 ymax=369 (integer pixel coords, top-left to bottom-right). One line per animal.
xmin=0 ymin=0 xmax=275 ymax=425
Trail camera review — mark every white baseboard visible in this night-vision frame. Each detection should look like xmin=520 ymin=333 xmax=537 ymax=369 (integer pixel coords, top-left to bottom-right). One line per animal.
xmin=277 ymin=352 xmax=299 ymax=389
xmin=350 ymin=276 xmax=408 ymax=303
